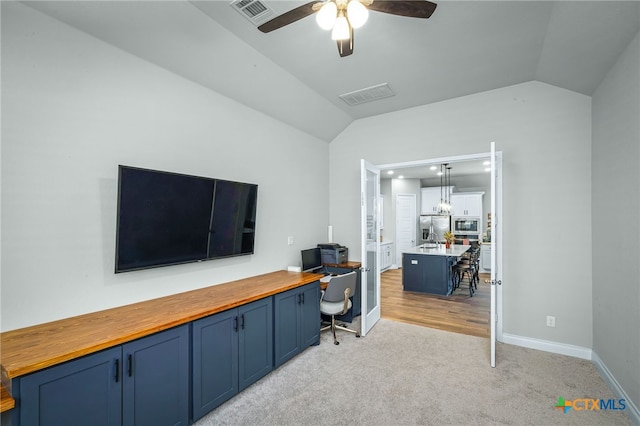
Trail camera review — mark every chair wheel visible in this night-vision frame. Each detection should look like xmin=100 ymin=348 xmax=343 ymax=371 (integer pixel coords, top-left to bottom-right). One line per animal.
xmin=334 ymin=341 xmax=340 ymax=345
xmin=356 ymin=334 xmax=361 ymax=338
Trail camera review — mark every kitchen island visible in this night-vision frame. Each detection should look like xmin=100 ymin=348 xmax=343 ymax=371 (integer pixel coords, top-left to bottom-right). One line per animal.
xmin=402 ymin=244 xmax=470 ymax=295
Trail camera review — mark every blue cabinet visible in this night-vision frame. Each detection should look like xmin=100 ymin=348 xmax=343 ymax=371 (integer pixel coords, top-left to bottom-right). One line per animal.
xmin=402 ymin=254 xmax=456 ymax=295
xmin=122 ymin=325 xmax=189 ymax=426
xmin=17 ymin=325 xmax=189 ymax=426
xmin=19 ymin=347 xmax=122 ymax=426
xmin=192 ymin=297 xmax=273 ymax=421
xmin=273 ymin=281 xmax=320 ymax=368
xmin=238 ymin=298 xmax=273 ymax=391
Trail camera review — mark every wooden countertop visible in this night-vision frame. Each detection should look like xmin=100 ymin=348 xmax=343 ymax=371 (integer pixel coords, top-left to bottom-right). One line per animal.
xmin=0 ymin=270 xmax=322 ymax=382
xmin=323 ymin=261 xmax=362 ymax=269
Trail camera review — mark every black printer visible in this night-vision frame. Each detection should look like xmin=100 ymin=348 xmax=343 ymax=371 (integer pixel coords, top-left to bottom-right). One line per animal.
xmin=317 ymin=243 xmax=348 ymax=265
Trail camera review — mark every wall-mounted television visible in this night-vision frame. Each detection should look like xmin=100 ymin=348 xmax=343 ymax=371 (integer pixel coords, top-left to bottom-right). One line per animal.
xmin=115 ymin=165 xmax=258 ymax=273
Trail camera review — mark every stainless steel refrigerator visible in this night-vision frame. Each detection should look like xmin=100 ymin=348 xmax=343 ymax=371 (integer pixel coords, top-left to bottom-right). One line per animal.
xmin=419 ymin=215 xmax=451 ymax=244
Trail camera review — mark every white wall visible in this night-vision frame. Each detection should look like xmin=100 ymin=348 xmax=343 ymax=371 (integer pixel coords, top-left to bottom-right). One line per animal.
xmin=329 ymin=81 xmax=593 ymax=347
xmin=1 ymin=3 xmax=330 ymax=331
xmin=592 ymin=31 xmax=640 ymax=415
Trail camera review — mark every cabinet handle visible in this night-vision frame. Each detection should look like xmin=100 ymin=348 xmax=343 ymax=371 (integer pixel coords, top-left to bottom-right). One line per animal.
xmin=240 ymin=314 xmax=245 ymax=330
xmin=127 ymin=354 xmax=133 ymax=377
xmin=297 ymin=294 xmax=302 ymax=305
xmin=234 ymin=316 xmax=238 ymax=332
xmin=301 ymin=293 xmax=305 ymax=304
xmin=114 ymin=359 xmax=120 ymax=383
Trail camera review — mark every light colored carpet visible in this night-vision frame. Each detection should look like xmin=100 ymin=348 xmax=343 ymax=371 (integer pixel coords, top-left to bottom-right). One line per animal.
xmin=194 ymin=319 xmax=632 ymax=425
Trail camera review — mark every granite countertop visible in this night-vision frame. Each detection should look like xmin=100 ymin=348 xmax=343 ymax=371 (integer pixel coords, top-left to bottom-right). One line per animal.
xmin=403 ymin=244 xmax=470 ymax=257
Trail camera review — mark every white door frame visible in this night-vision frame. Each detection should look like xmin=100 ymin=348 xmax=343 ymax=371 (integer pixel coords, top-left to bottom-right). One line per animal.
xmin=377 ymin=151 xmax=504 ymax=346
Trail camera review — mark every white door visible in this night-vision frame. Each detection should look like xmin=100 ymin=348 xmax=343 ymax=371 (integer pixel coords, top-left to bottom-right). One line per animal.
xmin=360 ymin=159 xmax=381 ymax=336
xmin=395 ymin=194 xmax=417 ymax=266
xmin=490 ymin=141 xmax=502 ymax=367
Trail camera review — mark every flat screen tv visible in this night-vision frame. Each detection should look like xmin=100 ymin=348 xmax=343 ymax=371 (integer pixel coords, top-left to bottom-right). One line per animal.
xmin=115 ymin=165 xmax=258 ymax=273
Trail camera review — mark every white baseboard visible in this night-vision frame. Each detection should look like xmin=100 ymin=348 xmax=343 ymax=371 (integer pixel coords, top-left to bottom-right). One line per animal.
xmin=503 ymin=334 xmax=639 ymax=425
xmin=502 ymin=333 xmax=592 ymax=360
xmin=592 ymin=352 xmax=640 ymax=425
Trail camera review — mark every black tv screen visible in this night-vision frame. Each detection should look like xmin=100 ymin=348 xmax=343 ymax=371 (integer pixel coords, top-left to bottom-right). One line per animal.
xmin=115 ymin=165 xmax=257 ymax=273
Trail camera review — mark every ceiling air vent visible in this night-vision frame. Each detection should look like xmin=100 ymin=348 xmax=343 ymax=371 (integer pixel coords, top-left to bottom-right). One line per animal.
xmin=230 ymin=0 xmax=276 ymax=26
xmin=339 ymin=83 xmax=396 ymax=106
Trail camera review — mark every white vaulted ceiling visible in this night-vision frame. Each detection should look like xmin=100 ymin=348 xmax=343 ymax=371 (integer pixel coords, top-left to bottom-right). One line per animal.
xmin=20 ymin=1 xmax=640 ymax=142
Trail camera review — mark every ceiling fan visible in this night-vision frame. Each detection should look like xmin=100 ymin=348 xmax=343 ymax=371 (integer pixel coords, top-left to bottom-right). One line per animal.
xmin=257 ymin=0 xmax=437 ymax=57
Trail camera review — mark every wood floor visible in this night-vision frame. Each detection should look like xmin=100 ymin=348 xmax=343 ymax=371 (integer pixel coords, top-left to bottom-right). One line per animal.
xmin=380 ymin=268 xmax=490 ymax=338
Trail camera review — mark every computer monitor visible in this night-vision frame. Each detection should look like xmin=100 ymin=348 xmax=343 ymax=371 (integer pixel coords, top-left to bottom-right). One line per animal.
xmin=301 ymin=248 xmax=323 ymax=273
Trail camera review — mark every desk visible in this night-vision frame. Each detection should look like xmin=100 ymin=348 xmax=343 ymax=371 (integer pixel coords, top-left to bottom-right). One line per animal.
xmin=0 ymin=270 xmax=322 ymax=422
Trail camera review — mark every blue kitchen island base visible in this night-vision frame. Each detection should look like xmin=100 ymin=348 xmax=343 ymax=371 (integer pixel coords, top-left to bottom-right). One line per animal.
xmin=402 ymin=245 xmax=470 ymax=296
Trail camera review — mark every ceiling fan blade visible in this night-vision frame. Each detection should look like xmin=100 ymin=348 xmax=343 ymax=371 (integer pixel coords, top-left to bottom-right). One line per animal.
xmin=368 ymin=0 xmax=437 ymax=19
xmin=336 ymin=27 xmax=354 ymax=57
xmin=257 ymin=1 xmax=321 ymax=33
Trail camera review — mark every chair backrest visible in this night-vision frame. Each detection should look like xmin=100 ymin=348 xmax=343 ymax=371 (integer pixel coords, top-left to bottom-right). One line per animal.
xmin=322 ymin=271 xmax=357 ymax=303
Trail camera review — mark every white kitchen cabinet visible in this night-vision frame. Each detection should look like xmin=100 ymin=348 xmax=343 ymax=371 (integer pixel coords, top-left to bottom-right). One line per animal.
xmin=380 ymin=242 xmax=393 ymax=271
xmin=450 ymin=192 xmax=483 ymax=217
xmin=421 ymin=186 xmax=454 ymax=214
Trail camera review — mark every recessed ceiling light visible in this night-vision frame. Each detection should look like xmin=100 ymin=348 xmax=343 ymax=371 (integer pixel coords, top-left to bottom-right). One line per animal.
xmin=485 ymin=167 xmax=491 ymax=172
xmin=387 ymin=170 xmax=394 ymax=175
xmin=483 ymin=160 xmax=490 ymax=166
xmin=437 ymin=171 xmax=443 ymax=176
xmin=430 ymin=166 xmax=437 ymax=171
xmin=398 ymin=175 xmax=404 ymax=179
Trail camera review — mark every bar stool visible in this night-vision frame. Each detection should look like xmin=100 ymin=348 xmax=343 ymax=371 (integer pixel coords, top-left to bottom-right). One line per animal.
xmin=452 ymin=247 xmax=480 ymax=296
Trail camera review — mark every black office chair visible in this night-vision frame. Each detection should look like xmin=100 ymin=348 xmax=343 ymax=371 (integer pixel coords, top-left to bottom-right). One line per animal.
xmin=320 ymin=271 xmax=361 ymax=345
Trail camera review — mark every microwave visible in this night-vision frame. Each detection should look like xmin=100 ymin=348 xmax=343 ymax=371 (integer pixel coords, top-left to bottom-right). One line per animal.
xmin=452 ymin=217 xmax=480 ymax=234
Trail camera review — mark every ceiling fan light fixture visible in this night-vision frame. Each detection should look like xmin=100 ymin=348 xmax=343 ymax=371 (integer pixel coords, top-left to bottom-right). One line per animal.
xmin=331 ymin=13 xmax=350 ymax=40
xmin=346 ymin=0 xmax=368 ymax=28
xmin=316 ymin=1 xmax=337 ymax=30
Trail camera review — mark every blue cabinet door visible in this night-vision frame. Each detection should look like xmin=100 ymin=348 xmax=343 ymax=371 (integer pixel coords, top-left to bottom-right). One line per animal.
xmin=274 ymin=282 xmax=321 ymax=368
xmin=273 ymin=287 xmax=303 ymax=367
xmin=192 ymin=309 xmax=239 ymax=421
xmin=122 ymin=325 xmax=189 ymax=426
xmin=299 ymin=282 xmax=321 ymax=348
xmin=238 ymin=298 xmax=273 ymax=391
xmin=19 ymin=346 xmax=122 ymax=426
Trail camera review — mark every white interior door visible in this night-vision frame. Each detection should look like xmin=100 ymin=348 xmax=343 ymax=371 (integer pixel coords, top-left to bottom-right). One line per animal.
xmin=360 ymin=159 xmax=381 ymax=336
xmin=395 ymin=194 xmax=417 ymax=266
xmin=490 ymin=141 xmax=502 ymax=367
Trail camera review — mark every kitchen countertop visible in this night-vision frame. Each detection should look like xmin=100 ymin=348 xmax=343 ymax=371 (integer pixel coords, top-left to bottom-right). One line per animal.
xmin=403 ymin=244 xmax=471 ymax=257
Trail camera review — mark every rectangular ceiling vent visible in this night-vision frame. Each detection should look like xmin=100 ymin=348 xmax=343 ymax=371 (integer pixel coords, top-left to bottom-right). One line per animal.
xmin=339 ymin=83 xmax=396 ymax=106
xmin=230 ymin=0 xmax=276 ymax=26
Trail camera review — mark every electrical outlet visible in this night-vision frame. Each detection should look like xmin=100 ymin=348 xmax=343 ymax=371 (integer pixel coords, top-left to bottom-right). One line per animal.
xmin=287 ymin=236 xmax=294 ymax=246
xmin=546 ymin=316 xmax=556 ymax=327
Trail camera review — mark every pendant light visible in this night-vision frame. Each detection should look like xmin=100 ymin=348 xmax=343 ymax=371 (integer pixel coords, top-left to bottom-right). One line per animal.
xmin=446 ymin=165 xmax=452 ymax=213
xmin=438 ymin=164 xmax=445 ymax=214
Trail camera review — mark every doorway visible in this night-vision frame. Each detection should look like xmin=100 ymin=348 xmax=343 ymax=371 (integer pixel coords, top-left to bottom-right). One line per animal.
xmin=376 ymin=151 xmax=503 ymax=344
xmin=395 ymin=194 xmax=417 ymax=267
